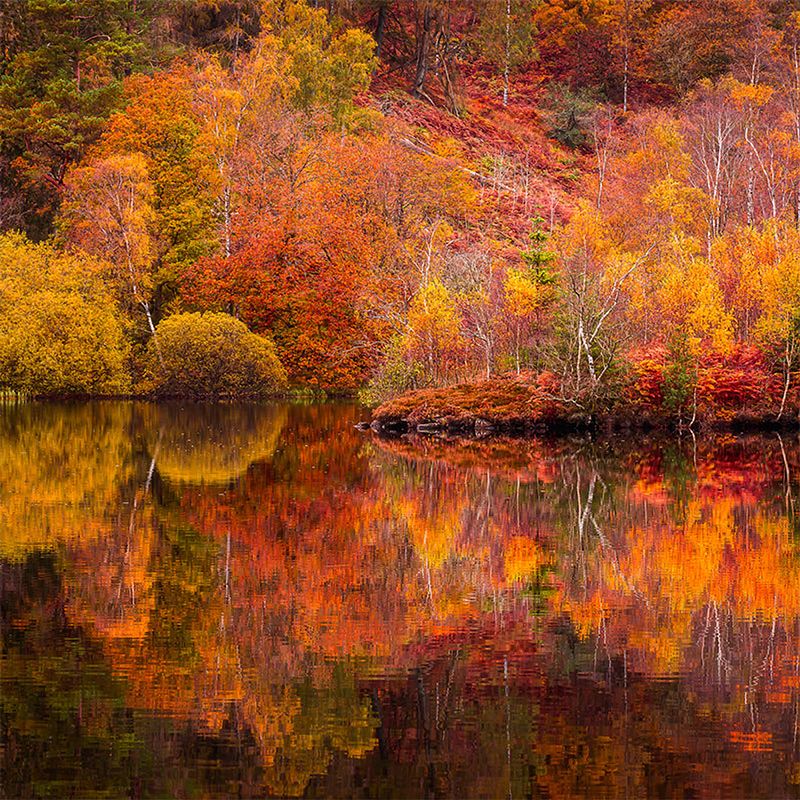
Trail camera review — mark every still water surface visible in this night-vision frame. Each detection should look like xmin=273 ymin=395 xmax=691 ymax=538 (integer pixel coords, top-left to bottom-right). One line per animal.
xmin=3 ymin=401 xmax=800 ymax=798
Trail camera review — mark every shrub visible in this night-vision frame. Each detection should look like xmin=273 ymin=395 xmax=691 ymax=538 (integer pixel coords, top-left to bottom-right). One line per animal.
xmin=146 ymin=312 xmax=287 ymax=399
xmin=0 ymin=233 xmax=130 ymax=396
xmin=360 ymin=335 xmax=426 ymax=405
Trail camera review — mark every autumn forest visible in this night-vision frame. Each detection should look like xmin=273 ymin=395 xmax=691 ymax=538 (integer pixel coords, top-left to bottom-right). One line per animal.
xmin=4 ymin=0 xmax=800 ymax=420
xmin=9 ymin=4 xmax=800 ymax=796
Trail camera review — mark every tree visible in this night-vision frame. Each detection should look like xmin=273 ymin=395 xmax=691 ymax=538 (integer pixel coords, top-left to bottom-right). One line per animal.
xmin=262 ymin=0 xmax=377 ymax=123
xmin=192 ymin=50 xmax=283 ymax=259
xmin=550 ymin=201 xmax=654 ymax=411
xmin=0 ymin=232 xmax=129 ymax=396
xmin=753 ymin=230 xmax=800 ymax=420
xmin=662 ymin=329 xmax=699 ymax=427
xmin=96 ymin=67 xmax=218 ymax=276
xmin=601 ymin=0 xmax=652 ymax=111
xmin=60 ymin=153 xmax=164 ymax=357
xmin=411 ymin=1 xmax=463 ymax=115
xmin=645 ymin=0 xmax=760 ymax=95
xmin=505 ymin=218 xmax=558 ymax=373
xmin=542 ymin=83 xmax=598 ymax=149
xmin=475 ymin=0 xmax=538 ymax=107
xmin=405 ymin=279 xmax=462 ymax=385
xmin=0 ymin=0 xmax=152 ymax=236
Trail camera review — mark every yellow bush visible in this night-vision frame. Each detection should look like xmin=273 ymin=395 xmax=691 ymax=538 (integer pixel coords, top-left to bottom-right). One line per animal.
xmin=147 ymin=312 xmax=287 ymax=398
xmin=0 ymin=233 xmax=130 ymax=395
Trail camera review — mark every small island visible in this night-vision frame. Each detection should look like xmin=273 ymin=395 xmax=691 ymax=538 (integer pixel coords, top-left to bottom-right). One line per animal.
xmin=371 ymin=344 xmax=798 ymax=436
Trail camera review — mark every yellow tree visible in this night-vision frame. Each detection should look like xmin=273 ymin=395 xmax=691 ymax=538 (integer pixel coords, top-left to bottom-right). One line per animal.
xmin=552 ymin=200 xmax=654 ymax=410
xmin=60 ymin=153 xmax=163 ymax=363
xmin=192 ymin=41 xmax=285 ymax=259
xmin=0 ymin=232 xmax=129 ymax=397
xmin=405 ymin=279 xmax=462 ymax=385
xmin=655 ymin=235 xmax=734 ymax=353
xmin=753 ymin=226 xmax=800 ymax=419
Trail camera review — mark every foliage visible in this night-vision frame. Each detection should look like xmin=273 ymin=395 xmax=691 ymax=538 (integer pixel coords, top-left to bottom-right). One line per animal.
xmin=473 ymin=0 xmax=539 ymax=104
xmin=0 ymin=233 xmax=129 ymax=396
xmin=0 ymin=0 xmax=159 ymax=236
xmin=7 ymin=0 xmax=800 ymax=405
xmin=541 ymin=83 xmax=599 ymax=149
xmin=262 ymin=0 xmax=377 ymax=123
xmin=360 ymin=335 xmax=426 ymax=405
xmin=373 ymin=371 xmax=564 ymax=428
xmin=404 ymin=279 xmax=463 ymax=384
xmin=145 ymin=312 xmax=286 ymax=399
xmin=662 ymin=331 xmax=698 ymax=422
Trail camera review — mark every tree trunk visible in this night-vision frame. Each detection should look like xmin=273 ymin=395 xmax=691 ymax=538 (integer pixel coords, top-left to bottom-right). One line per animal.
xmin=373 ymin=3 xmax=387 ymax=70
xmin=777 ymin=337 xmax=794 ymax=422
xmin=502 ymin=0 xmax=511 ymax=107
xmin=413 ymin=5 xmax=434 ymax=98
xmin=142 ymin=299 xmax=165 ymax=370
xmin=622 ymin=41 xmax=628 ymax=112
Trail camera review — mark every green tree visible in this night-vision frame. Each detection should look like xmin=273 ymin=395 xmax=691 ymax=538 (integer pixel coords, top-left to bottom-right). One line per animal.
xmin=505 ymin=219 xmax=557 ymax=373
xmin=663 ymin=329 xmax=698 ymax=427
xmin=475 ymin=0 xmax=538 ymax=106
xmin=263 ymin=0 xmax=377 ymax=124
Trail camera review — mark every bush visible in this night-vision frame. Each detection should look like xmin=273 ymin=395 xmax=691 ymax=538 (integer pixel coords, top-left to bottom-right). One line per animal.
xmin=146 ymin=312 xmax=287 ymax=399
xmin=360 ymin=335 xmax=426 ymax=405
xmin=0 ymin=233 xmax=130 ymax=396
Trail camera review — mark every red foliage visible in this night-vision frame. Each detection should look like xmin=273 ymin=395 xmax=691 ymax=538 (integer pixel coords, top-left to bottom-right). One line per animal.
xmin=374 ymin=371 xmax=565 ymax=428
xmin=625 ymin=346 xmax=667 ymax=412
xmin=697 ymin=345 xmax=778 ymax=418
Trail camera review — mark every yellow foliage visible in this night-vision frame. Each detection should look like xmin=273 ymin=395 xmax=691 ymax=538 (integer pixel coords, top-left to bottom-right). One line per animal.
xmin=505 ymin=268 xmax=550 ymax=318
xmin=753 ymin=232 xmax=800 ymax=346
xmin=147 ymin=312 xmax=287 ymax=398
xmin=726 ymin=76 xmax=775 ymax=108
xmin=0 ymin=232 xmax=130 ymax=395
xmin=644 ymin=177 xmax=711 ymax=234
xmin=405 ymin=279 xmax=462 ymax=364
xmin=656 ymin=237 xmax=734 ymax=351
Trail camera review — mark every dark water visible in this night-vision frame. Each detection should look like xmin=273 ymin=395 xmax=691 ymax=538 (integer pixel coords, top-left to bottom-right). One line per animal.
xmin=3 ymin=402 xmax=800 ymax=798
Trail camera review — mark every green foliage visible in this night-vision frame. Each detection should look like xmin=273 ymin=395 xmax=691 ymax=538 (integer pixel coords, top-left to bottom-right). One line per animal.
xmin=0 ymin=0 xmax=154 ymax=236
xmin=264 ymin=0 xmax=377 ymax=123
xmin=0 ymin=233 xmax=130 ymax=396
xmin=97 ymin=70 xmax=218 ymax=278
xmin=663 ymin=331 xmax=698 ymax=421
xmin=474 ymin=0 xmax=538 ymax=77
xmin=521 ymin=216 xmax=557 ymax=277
xmin=146 ymin=312 xmax=287 ymax=398
xmin=360 ymin=335 xmax=426 ymax=405
xmin=542 ymin=83 xmax=598 ymax=149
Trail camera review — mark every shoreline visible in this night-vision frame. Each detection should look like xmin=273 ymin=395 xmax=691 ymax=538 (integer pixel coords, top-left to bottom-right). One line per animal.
xmin=367 ymin=413 xmax=800 ymax=437
xmin=0 ymin=389 xmax=345 ymax=403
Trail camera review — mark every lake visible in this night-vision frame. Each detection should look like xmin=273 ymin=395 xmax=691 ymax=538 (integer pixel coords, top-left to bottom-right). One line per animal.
xmin=2 ymin=401 xmax=800 ymax=798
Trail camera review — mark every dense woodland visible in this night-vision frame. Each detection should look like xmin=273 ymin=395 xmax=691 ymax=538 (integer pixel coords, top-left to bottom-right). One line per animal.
xmin=5 ymin=0 xmax=800 ymax=417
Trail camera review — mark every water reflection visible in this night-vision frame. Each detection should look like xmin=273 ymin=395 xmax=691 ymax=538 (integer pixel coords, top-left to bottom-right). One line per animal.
xmin=3 ymin=403 xmax=800 ymax=797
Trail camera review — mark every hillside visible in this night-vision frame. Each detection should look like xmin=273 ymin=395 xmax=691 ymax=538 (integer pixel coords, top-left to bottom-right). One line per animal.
xmin=2 ymin=0 xmax=800 ymax=414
